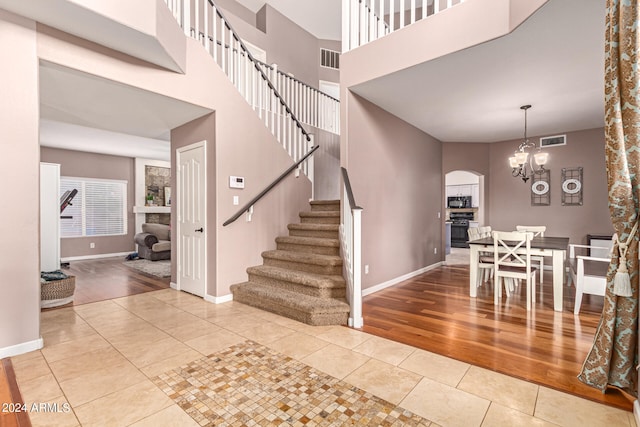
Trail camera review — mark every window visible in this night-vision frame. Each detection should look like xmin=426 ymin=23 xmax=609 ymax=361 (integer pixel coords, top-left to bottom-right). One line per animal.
xmin=60 ymin=177 xmax=127 ymax=238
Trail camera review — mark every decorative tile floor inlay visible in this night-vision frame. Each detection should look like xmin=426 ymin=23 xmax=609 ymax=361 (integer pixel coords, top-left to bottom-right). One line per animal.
xmin=152 ymin=340 xmax=431 ymax=426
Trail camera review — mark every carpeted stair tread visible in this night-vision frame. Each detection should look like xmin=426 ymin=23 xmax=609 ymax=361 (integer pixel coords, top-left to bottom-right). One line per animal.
xmin=262 ymin=250 xmax=342 ymax=266
xmin=299 ymin=211 xmax=340 ymax=218
xmin=231 ymin=282 xmax=350 ymax=315
xmin=247 ymin=265 xmax=345 ymax=289
xmin=288 ymin=223 xmax=339 ymax=232
xmin=275 ymin=236 xmax=339 ymax=248
xmin=310 ymin=200 xmax=340 ymax=211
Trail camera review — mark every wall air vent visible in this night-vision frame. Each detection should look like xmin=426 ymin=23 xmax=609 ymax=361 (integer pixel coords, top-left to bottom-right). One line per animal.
xmin=320 ymin=48 xmax=340 ymax=70
xmin=540 ymin=134 xmax=566 ymax=147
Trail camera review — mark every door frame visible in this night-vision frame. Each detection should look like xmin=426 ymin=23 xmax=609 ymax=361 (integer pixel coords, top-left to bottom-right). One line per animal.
xmin=175 ymin=140 xmax=207 ymax=297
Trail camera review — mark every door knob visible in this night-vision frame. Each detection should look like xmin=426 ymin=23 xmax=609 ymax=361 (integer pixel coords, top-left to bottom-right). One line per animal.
xmin=195 ymin=228 xmax=204 ymax=233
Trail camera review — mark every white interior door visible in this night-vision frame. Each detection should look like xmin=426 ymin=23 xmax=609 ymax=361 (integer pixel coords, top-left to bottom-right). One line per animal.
xmin=177 ymin=142 xmax=206 ymax=297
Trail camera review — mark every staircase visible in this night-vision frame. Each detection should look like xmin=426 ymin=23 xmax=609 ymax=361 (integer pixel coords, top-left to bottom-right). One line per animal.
xmin=231 ymin=200 xmax=350 ymax=326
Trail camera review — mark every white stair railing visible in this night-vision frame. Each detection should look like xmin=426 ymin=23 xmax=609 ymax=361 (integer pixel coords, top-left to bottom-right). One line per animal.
xmin=258 ymin=62 xmax=340 ymax=135
xmin=340 ymin=167 xmax=363 ymax=328
xmin=343 ymin=0 xmax=466 ymax=52
xmin=163 ymin=0 xmax=317 ymax=174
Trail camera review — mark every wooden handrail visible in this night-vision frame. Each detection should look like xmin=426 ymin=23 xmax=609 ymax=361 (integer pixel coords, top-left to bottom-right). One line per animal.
xmin=341 ymin=167 xmax=362 ymax=210
xmin=223 ymin=146 xmax=320 ymax=226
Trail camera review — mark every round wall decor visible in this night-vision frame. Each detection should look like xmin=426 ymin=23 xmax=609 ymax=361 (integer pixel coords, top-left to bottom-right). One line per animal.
xmin=561 ymin=178 xmax=581 ymax=194
xmin=530 ymin=169 xmax=550 ymax=206
xmin=561 ymin=167 xmax=583 ymax=206
xmin=531 ymin=180 xmax=550 ymax=195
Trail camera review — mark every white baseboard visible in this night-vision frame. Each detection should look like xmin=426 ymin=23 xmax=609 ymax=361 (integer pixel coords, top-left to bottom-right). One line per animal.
xmin=61 ymin=252 xmax=131 ymax=262
xmin=634 ymin=400 xmax=639 ymax=427
xmin=362 ymin=262 xmax=444 ymax=297
xmin=170 ymin=282 xmax=178 ymax=290
xmin=204 ymin=293 xmax=233 ymax=304
xmin=0 ymin=337 xmax=44 ymax=359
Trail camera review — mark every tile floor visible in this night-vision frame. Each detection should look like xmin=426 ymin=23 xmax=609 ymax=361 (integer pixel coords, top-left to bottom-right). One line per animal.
xmin=11 ymin=289 xmax=636 ymax=427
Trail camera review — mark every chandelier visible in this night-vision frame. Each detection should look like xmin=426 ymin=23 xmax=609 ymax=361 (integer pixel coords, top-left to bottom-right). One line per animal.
xmin=509 ymin=105 xmax=548 ymax=182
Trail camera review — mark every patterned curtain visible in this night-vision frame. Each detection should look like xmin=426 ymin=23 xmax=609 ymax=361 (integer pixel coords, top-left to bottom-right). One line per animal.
xmin=577 ymin=0 xmax=639 ymax=396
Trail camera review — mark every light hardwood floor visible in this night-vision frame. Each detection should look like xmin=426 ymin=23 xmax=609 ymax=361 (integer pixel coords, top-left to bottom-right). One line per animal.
xmin=362 ymin=252 xmax=633 ymax=411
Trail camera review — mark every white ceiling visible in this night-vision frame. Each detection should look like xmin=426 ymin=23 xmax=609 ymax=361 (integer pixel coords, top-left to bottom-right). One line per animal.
xmin=351 ymin=0 xmax=606 ymax=142
xmin=39 ymin=62 xmax=212 ymax=158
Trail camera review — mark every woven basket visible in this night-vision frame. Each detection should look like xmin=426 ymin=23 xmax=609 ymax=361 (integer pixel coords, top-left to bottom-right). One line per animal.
xmin=41 ymin=276 xmax=75 ymax=308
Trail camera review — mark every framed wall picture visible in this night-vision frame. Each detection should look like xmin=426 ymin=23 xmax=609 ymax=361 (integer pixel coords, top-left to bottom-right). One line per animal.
xmin=164 ymin=187 xmax=171 ymax=206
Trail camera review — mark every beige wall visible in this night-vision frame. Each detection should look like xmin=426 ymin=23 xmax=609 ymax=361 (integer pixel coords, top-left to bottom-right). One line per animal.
xmin=40 ymin=147 xmax=136 ymax=258
xmin=0 ymin=1 xmax=315 ymax=354
xmin=218 ymin=3 xmax=339 ymax=88
xmin=0 ymin=10 xmax=41 ymax=353
xmin=171 ymin=114 xmax=216 ymax=290
xmin=342 ymin=0 xmax=547 ymax=89
xmin=343 ymin=92 xmax=443 ymax=290
xmin=310 ymin=126 xmax=340 ymax=200
xmin=443 ymin=142 xmax=492 ymax=225
xmin=488 ymin=127 xmax=611 ymax=244
xmin=442 ymin=128 xmax=611 ymax=244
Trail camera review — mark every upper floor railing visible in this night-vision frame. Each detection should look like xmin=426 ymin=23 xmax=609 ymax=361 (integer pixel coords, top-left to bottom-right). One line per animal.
xmin=163 ymin=0 xmax=315 ymax=173
xmin=257 ymin=61 xmax=340 ymax=135
xmin=342 ymin=0 xmax=467 ymax=51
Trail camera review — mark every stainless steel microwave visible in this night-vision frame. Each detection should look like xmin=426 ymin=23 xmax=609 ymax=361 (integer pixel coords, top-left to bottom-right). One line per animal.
xmin=447 ymin=196 xmax=471 ymax=209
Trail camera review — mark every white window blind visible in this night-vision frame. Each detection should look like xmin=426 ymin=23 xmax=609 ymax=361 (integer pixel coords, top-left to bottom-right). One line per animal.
xmin=60 ymin=177 xmax=127 ymax=238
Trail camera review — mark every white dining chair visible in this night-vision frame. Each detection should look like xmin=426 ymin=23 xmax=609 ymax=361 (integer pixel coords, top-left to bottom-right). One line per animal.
xmin=516 ymin=225 xmax=546 ymax=284
xmin=493 ymin=230 xmax=538 ymax=310
xmin=468 ymin=227 xmax=493 ymax=286
xmin=567 ymin=243 xmax=610 ymax=314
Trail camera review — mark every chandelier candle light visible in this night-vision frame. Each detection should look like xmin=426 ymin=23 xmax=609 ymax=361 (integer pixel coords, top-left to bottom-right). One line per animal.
xmin=509 ymin=105 xmax=549 ymax=182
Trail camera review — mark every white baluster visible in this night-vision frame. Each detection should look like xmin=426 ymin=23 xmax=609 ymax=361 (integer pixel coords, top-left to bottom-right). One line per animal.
xmin=369 ymin=0 xmax=375 ymax=42
xmin=447 ymin=0 xmax=452 ymax=8
xmin=389 ymin=0 xmax=395 ymax=32
xmin=422 ymin=0 xmax=427 ymax=18
xmin=204 ymin=0 xmax=209 ymax=53
xmin=399 ymin=0 xmax=405 ymax=29
xmin=221 ymin=23 xmax=226 ymax=73
xmin=194 ymin=0 xmax=200 ymax=42
xmin=410 ymin=0 xmax=416 ymax=24
xmin=182 ymin=0 xmax=190 ymax=36
xmin=359 ymin=0 xmax=366 ymax=46
xmin=212 ymin=8 xmax=218 ymax=62
xmin=342 ymin=0 xmax=350 ymax=52
xmin=434 ymin=0 xmax=440 ymax=13
xmin=378 ymin=0 xmax=385 ymax=37
xmin=350 ymin=0 xmax=359 ymax=49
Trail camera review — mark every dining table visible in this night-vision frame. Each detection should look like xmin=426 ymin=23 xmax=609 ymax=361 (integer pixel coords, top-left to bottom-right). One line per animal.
xmin=468 ymin=236 xmax=570 ymax=311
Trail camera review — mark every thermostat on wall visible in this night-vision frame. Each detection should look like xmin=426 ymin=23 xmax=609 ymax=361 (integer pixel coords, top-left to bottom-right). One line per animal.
xmin=229 ymin=176 xmax=245 ymax=189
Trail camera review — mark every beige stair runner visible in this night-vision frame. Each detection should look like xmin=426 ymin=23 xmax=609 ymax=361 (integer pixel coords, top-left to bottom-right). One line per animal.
xmin=231 ymin=200 xmax=350 ymax=325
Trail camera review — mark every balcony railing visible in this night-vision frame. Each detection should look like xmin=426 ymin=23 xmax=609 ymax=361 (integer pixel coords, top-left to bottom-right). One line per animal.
xmin=342 ymin=0 xmax=467 ymax=51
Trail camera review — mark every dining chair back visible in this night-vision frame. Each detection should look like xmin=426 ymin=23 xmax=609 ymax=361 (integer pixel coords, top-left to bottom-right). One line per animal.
xmin=468 ymin=227 xmax=493 ymax=286
xmin=568 ymin=244 xmax=610 ymax=314
xmin=478 ymin=226 xmax=492 ymax=239
xmin=516 ymin=225 xmax=547 ymax=284
xmin=493 ymin=230 xmax=537 ymax=310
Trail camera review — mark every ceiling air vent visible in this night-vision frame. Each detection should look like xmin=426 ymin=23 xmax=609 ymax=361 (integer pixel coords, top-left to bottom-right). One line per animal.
xmin=320 ymin=48 xmax=340 ymax=70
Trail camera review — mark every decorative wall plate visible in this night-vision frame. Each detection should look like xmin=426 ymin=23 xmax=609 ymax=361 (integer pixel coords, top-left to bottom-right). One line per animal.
xmin=561 ymin=167 xmax=583 ymax=206
xmin=531 ymin=170 xmax=550 ymax=206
